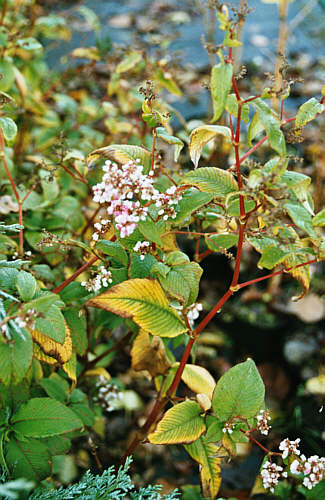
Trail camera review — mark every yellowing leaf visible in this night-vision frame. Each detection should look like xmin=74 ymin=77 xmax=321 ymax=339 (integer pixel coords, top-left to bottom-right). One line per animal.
xmin=62 ymin=351 xmax=77 ymax=384
xmin=189 ymin=125 xmax=231 ymax=168
xmin=285 ymin=255 xmax=311 ymax=301
xmin=182 ymin=167 xmax=238 ymax=198
xmin=87 ymin=144 xmax=151 ymax=173
xmin=174 ymin=362 xmax=216 ymax=399
xmin=87 ymin=278 xmax=187 ymax=338
xmin=116 ymin=51 xmax=142 ymax=74
xmin=148 ymin=401 xmax=205 ymax=444
xmin=185 ymin=437 xmax=222 ymax=499
xmin=131 ymin=329 xmax=171 ymax=377
xmin=306 ymin=375 xmax=325 ymax=395
xmin=84 ymin=367 xmax=111 ymax=379
xmin=30 ymin=320 xmax=72 ymax=364
xmin=71 ymin=47 xmax=100 ymax=60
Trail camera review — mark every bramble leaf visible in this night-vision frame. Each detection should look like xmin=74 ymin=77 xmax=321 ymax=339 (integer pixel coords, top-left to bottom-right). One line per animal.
xmin=0 ymin=326 xmax=33 ymax=386
xmin=182 ymin=167 xmax=238 ymax=197
xmin=174 ymin=363 xmax=216 ymax=399
xmin=258 ymin=245 xmax=291 ymax=270
xmin=148 ymin=401 xmax=205 ymax=444
xmin=210 ymin=61 xmax=233 ymax=122
xmin=173 ymin=189 xmax=214 ymax=223
xmin=87 ymin=144 xmax=151 ymax=173
xmin=0 ymin=117 xmax=18 ymax=143
xmin=5 ymin=437 xmax=51 ymax=481
xmin=251 ymin=98 xmax=286 ymax=156
xmin=295 ymin=97 xmax=325 ymax=132
xmin=205 ymin=233 xmax=238 ymax=253
xmin=131 ymin=329 xmax=171 ymax=377
xmin=189 ymin=125 xmax=231 ymax=168
xmin=87 ymin=278 xmax=187 ymax=337
xmin=156 ymin=127 xmax=184 ymax=162
xmin=185 ymin=436 xmax=222 ymax=499
xmin=11 ymin=397 xmax=83 ymax=438
xmin=30 ymin=319 xmax=72 ymax=364
xmin=15 ymin=271 xmax=37 ymax=302
xmin=212 ymin=358 xmax=265 ymax=420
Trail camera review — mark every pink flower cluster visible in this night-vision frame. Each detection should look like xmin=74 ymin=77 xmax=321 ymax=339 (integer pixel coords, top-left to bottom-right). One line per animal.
xmin=92 ymin=159 xmax=182 ymax=239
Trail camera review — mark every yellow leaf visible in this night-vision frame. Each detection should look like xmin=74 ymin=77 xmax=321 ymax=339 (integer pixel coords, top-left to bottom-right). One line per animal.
xmin=148 ymin=401 xmax=206 ymax=444
xmin=196 ymin=393 xmax=212 ymax=412
xmin=62 ymin=351 xmax=77 ymax=384
xmin=30 ymin=320 xmax=72 ymax=364
xmin=189 ymin=125 xmax=231 ymax=168
xmin=306 ymin=375 xmax=325 ymax=395
xmin=87 ymin=278 xmax=187 ymax=338
xmin=84 ymin=367 xmax=111 ymax=379
xmin=33 ymin=343 xmax=57 ymax=365
xmin=131 ymin=330 xmax=171 ymax=377
xmin=284 ymin=256 xmax=310 ymax=301
xmin=174 ymin=362 xmax=216 ymax=399
xmin=185 ymin=437 xmax=222 ymax=499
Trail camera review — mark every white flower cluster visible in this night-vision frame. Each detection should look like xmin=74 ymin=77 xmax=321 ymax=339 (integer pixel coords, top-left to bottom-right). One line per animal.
xmin=15 ymin=308 xmax=37 ymax=330
xmin=133 ymin=240 xmax=151 ymax=260
xmin=290 ymin=454 xmax=325 ymax=490
xmin=95 ymin=376 xmax=122 ymax=412
xmin=261 ymin=461 xmax=287 ymax=493
xmin=81 ymin=266 xmax=112 ymax=292
xmin=92 ymin=159 xmax=182 ymax=238
xmin=187 ymin=302 xmax=203 ymax=327
xmin=91 ymin=219 xmax=111 ymax=242
xmin=279 ymin=437 xmax=300 ymax=459
xmin=257 ymin=409 xmax=271 ymax=436
xmin=222 ymin=421 xmax=235 ymax=434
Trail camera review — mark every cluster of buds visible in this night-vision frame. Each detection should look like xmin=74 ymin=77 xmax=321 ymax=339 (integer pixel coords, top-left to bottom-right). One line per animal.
xmin=94 ymin=376 xmax=122 ymax=412
xmin=81 ymin=266 xmax=112 ymax=292
xmin=222 ymin=421 xmax=235 ymax=434
xmin=257 ymin=409 xmax=271 ymax=436
xmin=15 ymin=308 xmax=37 ymax=330
xmin=261 ymin=461 xmax=287 ymax=492
xmin=91 ymin=219 xmax=111 ymax=242
xmin=92 ymin=159 xmax=182 ymax=238
xmin=290 ymin=455 xmax=325 ymax=490
xmin=187 ymin=302 xmax=203 ymax=327
xmin=133 ymin=240 xmax=151 ymax=260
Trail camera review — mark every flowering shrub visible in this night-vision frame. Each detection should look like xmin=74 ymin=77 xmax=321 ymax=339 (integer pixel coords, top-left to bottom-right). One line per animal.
xmin=0 ymin=0 xmax=325 ymax=498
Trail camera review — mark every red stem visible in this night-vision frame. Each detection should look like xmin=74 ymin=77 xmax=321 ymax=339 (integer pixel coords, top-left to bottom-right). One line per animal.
xmin=52 ymin=255 xmax=98 ymax=294
xmin=238 ymin=258 xmax=317 ymax=289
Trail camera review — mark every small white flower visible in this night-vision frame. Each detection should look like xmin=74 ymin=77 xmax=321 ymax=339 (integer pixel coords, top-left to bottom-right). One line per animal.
xmin=279 ymin=438 xmax=300 ymax=459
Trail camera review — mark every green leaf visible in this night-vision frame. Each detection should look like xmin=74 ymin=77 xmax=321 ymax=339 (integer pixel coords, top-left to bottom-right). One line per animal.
xmin=166 ymin=251 xmax=190 ymax=266
xmin=182 ymin=167 xmax=238 ymax=197
xmin=205 ymin=233 xmax=238 ymax=252
xmin=158 ymin=262 xmax=202 ymax=306
xmin=17 ymin=37 xmax=42 ymax=51
xmin=0 ymin=326 xmax=33 ymax=386
xmin=226 ymin=94 xmax=249 ymax=123
xmin=148 ymin=401 xmax=206 ymax=444
xmin=34 ymin=305 xmax=66 ymax=343
xmin=69 ymin=402 xmax=94 ymax=426
xmin=0 ymin=117 xmax=17 ymax=143
xmin=41 ymin=435 xmax=71 ymax=456
xmin=251 ymin=98 xmax=286 ymax=156
xmin=0 ymin=60 xmax=15 ymax=91
xmin=0 ymin=268 xmax=19 ymax=291
xmin=189 ymin=125 xmax=231 ymax=168
xmin=63 ymin=308 xmax=88 ymax=356
xmin=96 ymin=240 xmax=128 ymax=266
xmin=226 ymin=196 xmax=256 ymax=216
xmin=39 ymin=169 xmax=59 ymax=202
xmin=258 ymin=245 xmax=291 ymax=270
xmin=247 ymin=112 xmax=265 ymax=147
xmin=212 ymin=358 xmax=265 ymax=420
xmin=137 ymin=218 xmax=165 ymax=247
xmin=15 ymin=271 xmax=37 ymax=302
xmin=210 ymin=62 xmax=233 ymax=122
xmin=185 ymin=436 xmax=222 ymax=499
xmin=174 ymin=189 xmax=214 ymax=223
xmin=156 ymin=127 xmax=184 ymax=162
xmin=5 ymin=437 xmax=51 ymax=481
xmin=313 ymin=208 xmax=325 ymax=227
xmin=176 ymin=363 xmax=216 ymax=399
xmin=154 ymin=67 xmax=182 ymax=96
xmin=116 ymin=51 xmax=142 ymax=74
xmin=87 ymin=278 xmax=187 ymax=338
xmin=11 ymin=398 xmax=83 ymax=437
xmin=284 ymin=201 xmax=316 ymax=237
xmin=280 ymin=170 xmax=314 ymax=215
xmin=39 ymin=374 xmax=69 ymax=403
xmin=129 ymin=254 xmax=157 ymax=279
xmin=295 ymin=97 xmax=325 ymax=132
